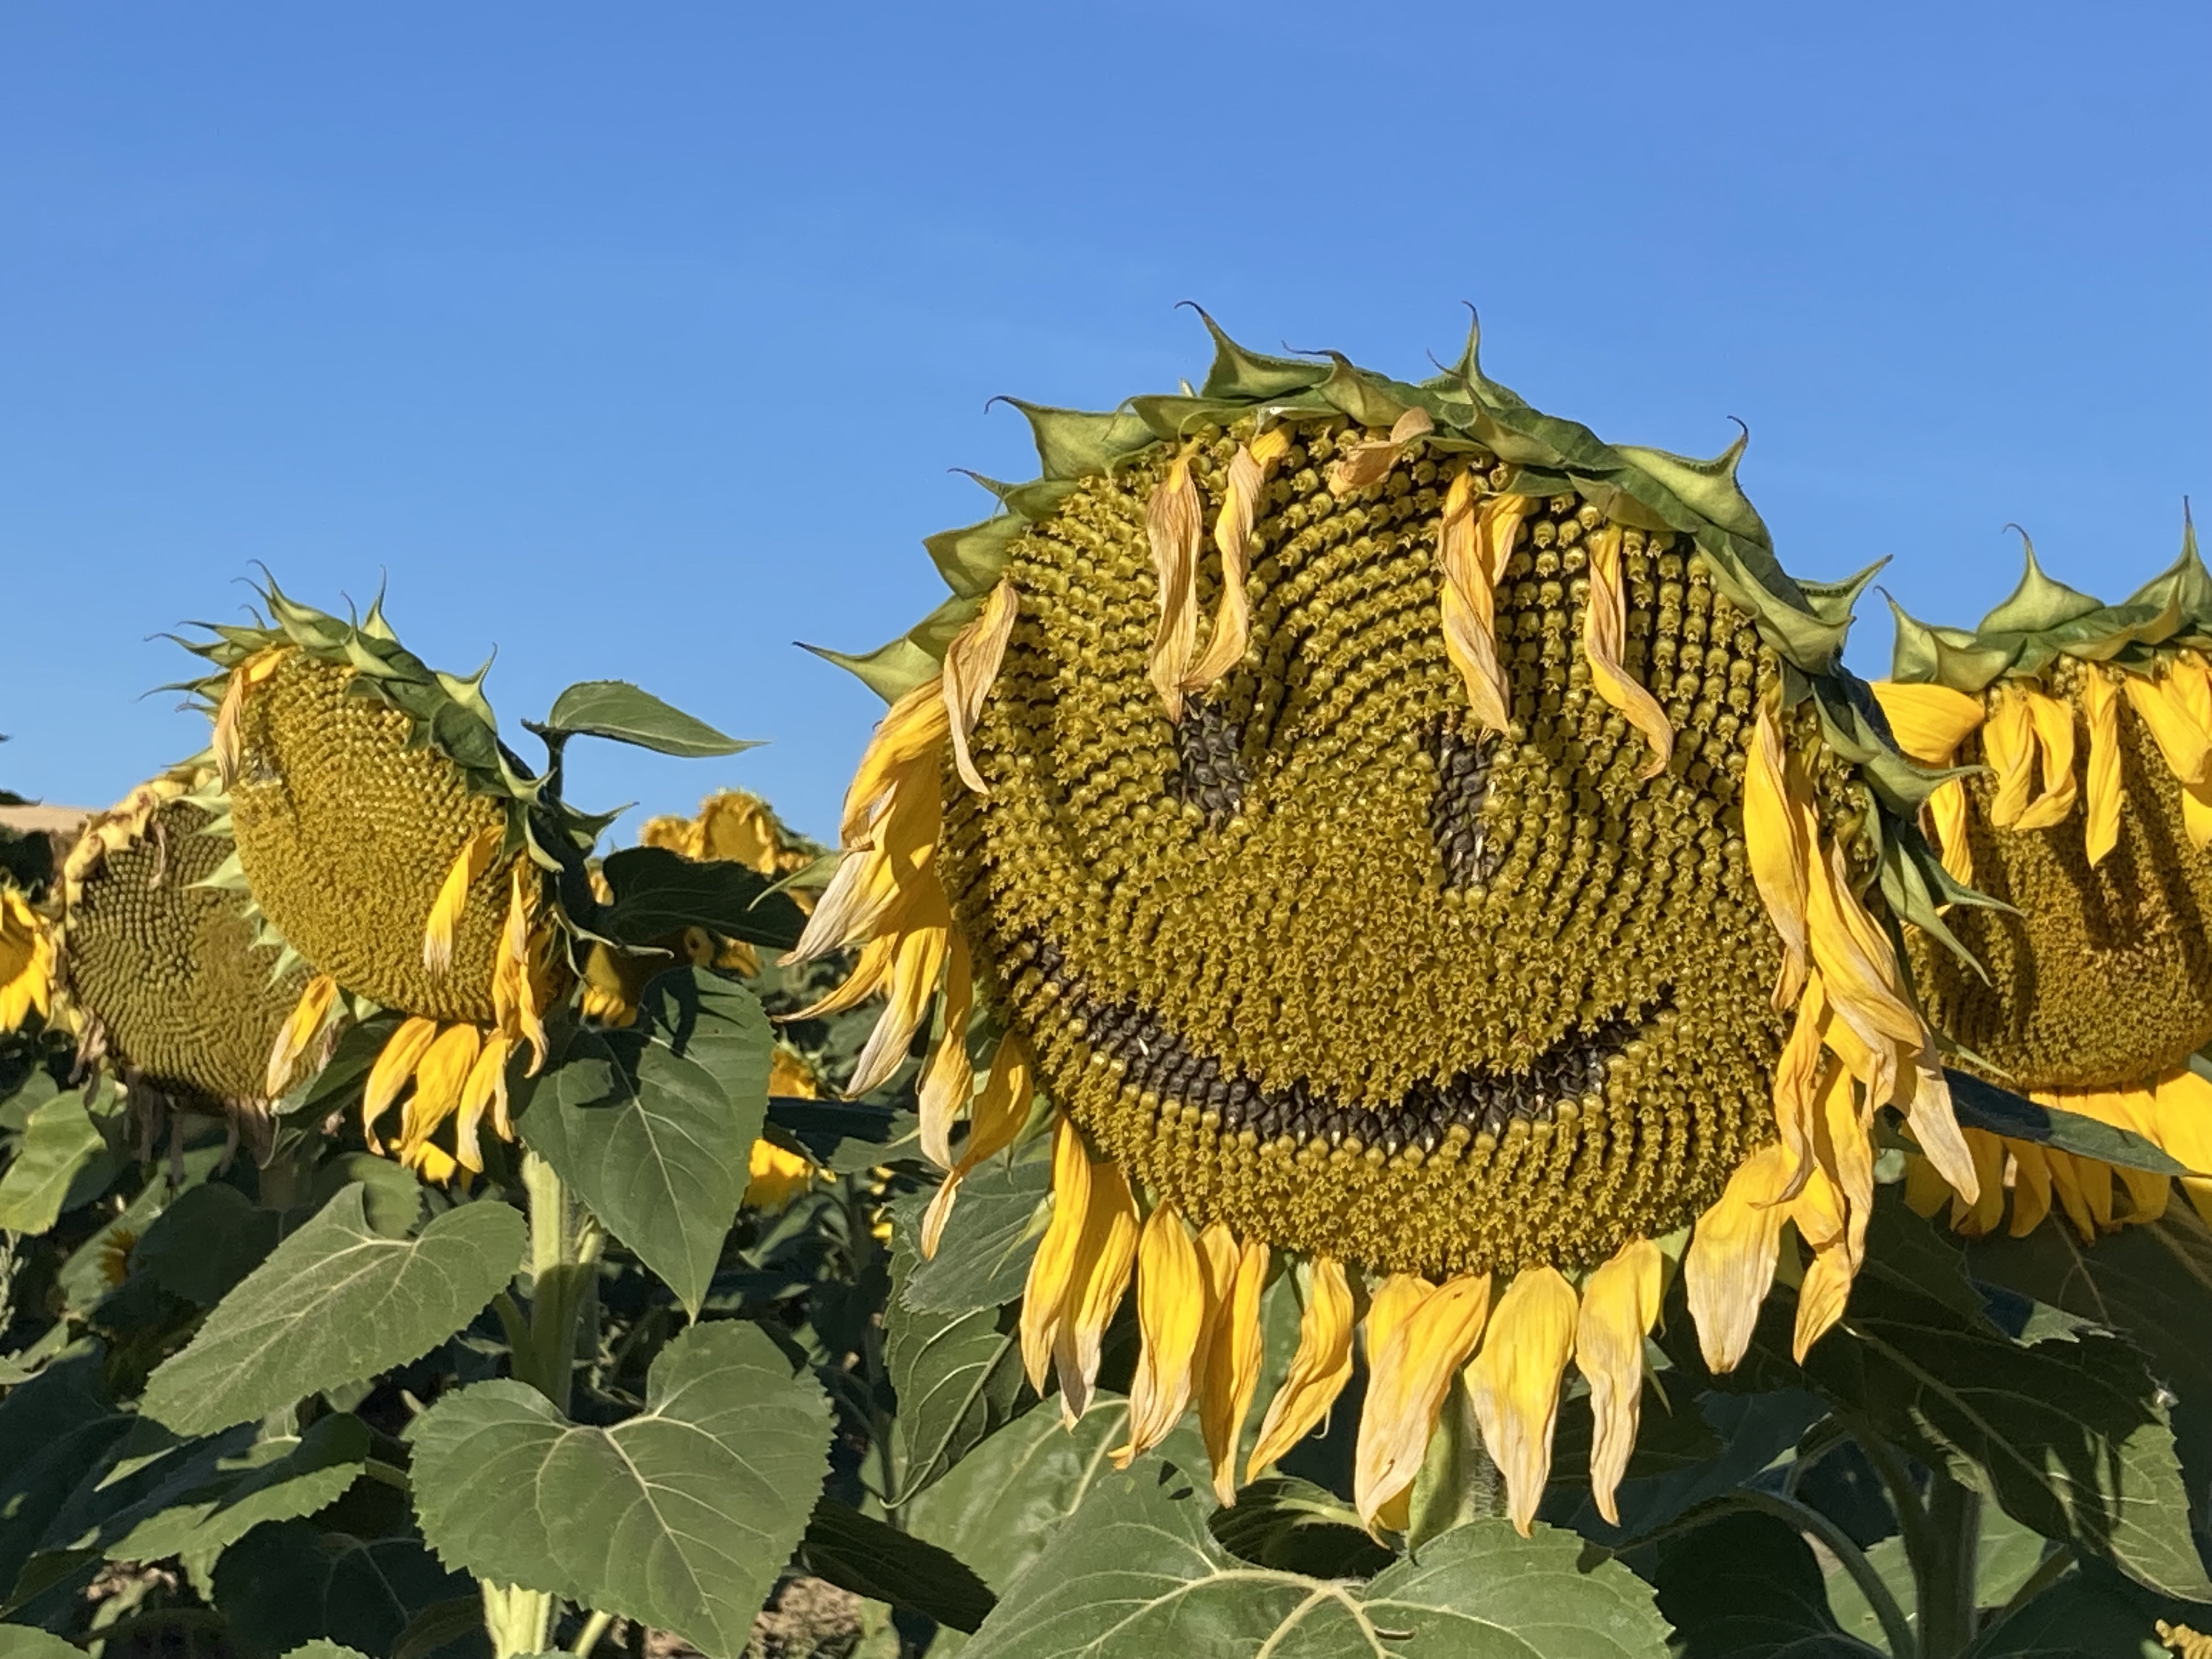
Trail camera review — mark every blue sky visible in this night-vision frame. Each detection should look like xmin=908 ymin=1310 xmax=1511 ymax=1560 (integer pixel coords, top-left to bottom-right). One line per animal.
xmin=4 ymin=3 xmax=2205 ymax=840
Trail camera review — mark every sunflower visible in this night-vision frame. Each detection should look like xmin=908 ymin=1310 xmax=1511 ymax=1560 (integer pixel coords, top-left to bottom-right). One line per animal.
xmin=791 ymin=314 xmax=1979 ymax=1534
xmin=1875 ymin=523 xmax=2212 ymax=1240
xmin=0 ymin=880 xmax=53 ymax=1033
xmin=47 ymin=770 xmax=325 ymax=1160
xmin=178 ymin=583 xmax=577 ymax=1179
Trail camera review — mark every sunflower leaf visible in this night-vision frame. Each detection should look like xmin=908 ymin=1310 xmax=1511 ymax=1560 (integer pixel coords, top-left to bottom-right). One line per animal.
xmin=597 ymin=844 xmax=808 ymax=951
xmin=956 ymin=1457 xmax=1672 ymax=1659
xmin=514 ymin=967 xmax=769 ymax=1319
xmin=1654 ymin=1509 xmax=1888 ymax=1658
xmin=405 ymin=1319 xmax=833 ymax=1658
xmin=212 ymin=1521 xmax=473 ymax=1659
xmin=1945 ymin=1070 xmax=2191 ymax=1175
xmin=884 ymin=1233 xmax=1037 ymax=1505
xmin=103 ymin=1412 xmax=369 ymax=1566
xmin=795 ymin=1496 xmax=997 ymax=1634
xmin=139 ymin=1185 xmax=524 ymax=1437
xmin=541 ymin=680 xmax=754 ymax=758
xmin=0 ymin=1087 xmax=119 ymax=1235
xmin=890 ymin=1152 xmax=1051 ymax=1316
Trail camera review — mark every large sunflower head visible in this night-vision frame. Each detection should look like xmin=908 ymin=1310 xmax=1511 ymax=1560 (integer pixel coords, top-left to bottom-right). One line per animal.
xmin=797 ymin=313 xmax=1980 ymax=1534
xmin=0 ymin=879 xmax=55 ymax=1035
xmin=178 ymin=582 xmax=580 ymax=1176
xmin=1876 ymin=520 xmax=2212 ymax=1241
xmin=49 ymin=770 xmax=321 ymax=1157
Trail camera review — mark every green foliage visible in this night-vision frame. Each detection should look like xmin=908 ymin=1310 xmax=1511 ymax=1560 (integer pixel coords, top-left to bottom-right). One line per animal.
xmin=541 ymin=681 xmax=754 ymax=758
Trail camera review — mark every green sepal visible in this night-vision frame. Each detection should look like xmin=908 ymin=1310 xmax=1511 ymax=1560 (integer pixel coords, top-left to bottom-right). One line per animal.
xmin=1187 ymin=304 xmax=1326 ymax=401
xmin=1888 ymin=596 xmax=2016 ymax=690
xmin=805 ymin=591 xmax=982 ymax=704
xmin=1000 ymin=399 xmax=1159 ymax=482
xmin=923 ymin=515 xmax=1027 ymax=599
xmin=1977 ymin=535 xmax=2104 ymax=639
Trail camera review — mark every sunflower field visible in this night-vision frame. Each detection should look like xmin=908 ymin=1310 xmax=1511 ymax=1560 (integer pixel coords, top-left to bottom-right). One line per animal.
xmin=9 ymin=316 xmax=2212 ymax=1659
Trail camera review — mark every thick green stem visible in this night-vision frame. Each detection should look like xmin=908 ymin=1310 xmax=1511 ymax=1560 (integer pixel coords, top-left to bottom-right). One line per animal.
xmin=1916 ymin=1473 xmax=1983 ymax=1659
xmin=483 ymin=1154 xmax=605 ymax=1658
xmin=1733 ymin=1488 xmax=1920 ymax=1659
xmin=1407 ymin=1376 xmax=1496 ymax=1548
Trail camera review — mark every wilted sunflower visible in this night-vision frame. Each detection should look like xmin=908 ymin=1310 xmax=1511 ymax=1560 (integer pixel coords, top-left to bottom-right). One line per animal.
xmin=48 ymin=770 xmax=325 ymax=1160
xmin=792 ymin=314 xmax=1980 ymax=1533
xmin=1875 ymin=524 xmax=2212 ymax=1240
xmin=179 ymin=583 xmax=577 ymax=1178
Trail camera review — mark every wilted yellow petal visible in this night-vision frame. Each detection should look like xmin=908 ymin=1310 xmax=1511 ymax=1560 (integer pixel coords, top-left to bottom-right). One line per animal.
xmin=2008 ymin=1143 xmax=2055 ymax=1237
xmin=1187 ymin=430 xmax=1290 ymax=697
xmin=266 ymin=972 xmax=338 ymax=1097
xmin=1353 ymin=1273 xmax=1491 ymax=1532
xmin=1019 ymin=1115 xmax=1092 ymax=1391
xmin=2149 ymin=1068 xmax=2212 ymax=1227
xmin=1436 ymin=478 xmax=1522 ymax=737
xmin=1114 ymin=1205 xmax=1207 ymax=1467
xmin=1465 ymin=1265 xmax=1579 ymax=1536
xmin=212 ymin=648 xmax=285 ymax=788
xmin=454 ymin=1035 xmax=514 ymax=1173
xmin=1684 ymin=1141 xmax=1795 ymax=1373
xmin=1786 ymin=1167 xmax=1855 ymax=1361
xmin=1053 ymin=1158 xmax=1138 ymax=1424
xmin=1805 ymin=836 xmax=1922 ymax=1057
xmin=1901 ymin=1150 xmax=1952 ymax=1218
xmin=838 ymin=679 xmax=953 ymax=847
xmin=1897 ymin=1052 xmax=1978 ymax=1206
xmin=2008 ymin=687 xmax=2079 ymax=831
xmin=1926 ymin=778 xmax=1974 ymax=888
xmin=1745 ymin=696 xmax=1812 ymax=1009
xmin=1580 ymin=526 xmax=1672 ymax=781
xmin=848 ymin=923 xmax=951 ymax=1098
xmin=1325 ymin=407 xmax=1432 ymax=496
xmin=399 ymin=1023 xmax=482 ymax=1154
xmin=2124 ymin=672 xmax=2212 ymax=788
xmin=917 ymin=936 xmax=974 ymax=1169
xmin=921 ymin=1035 xmax=1035 ymax=1258
xmin=1770 ymin=974 xmax=1827 ymax=1189
xmin=1950 ymin=1128 xmax=2008 ymax=1238
xmin=1246 ymin=1258 xmax=1354 ymax=1480
xmin=2081 ymin=668 xmax=2122 ymax=866
xmin=942 ymin=579 xmax=1019 ymax=795
xmin=1983 ymin=686 xmax=2037 ymax=828
xmin=1199 ymin=1229 xmax=1268 ymax=1506
xmin=364 ymin=1015 xmax=441 ymax=1152
xmin=424 ymin=823 xmax=502 ymax=978
xmin=1576 ymin=1239 xmax=1663 ymax=1526
xmin=1870 ymin=680 xmax=1986 ymax=765
xmin=1147 ymin=453 xmax=1203 ymax=722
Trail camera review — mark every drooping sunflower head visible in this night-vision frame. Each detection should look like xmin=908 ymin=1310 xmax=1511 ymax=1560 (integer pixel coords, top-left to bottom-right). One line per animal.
xmin=1877 ymin=524 xmax=2212 ymax=1091
xmin=178 ymin=582 xmax=578 ymax=1175
xmin=50 ymin=770 xmax=322 ymax=1155
xmin=800 ymin=313 xmax=1982 ymax=1533
xmin=1878 ymin=520 xmax=2212 ymax=1244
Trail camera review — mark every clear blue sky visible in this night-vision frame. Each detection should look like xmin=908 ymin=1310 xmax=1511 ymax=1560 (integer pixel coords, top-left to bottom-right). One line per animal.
xmin=5 ymin=4 xmax=2205 ymax=841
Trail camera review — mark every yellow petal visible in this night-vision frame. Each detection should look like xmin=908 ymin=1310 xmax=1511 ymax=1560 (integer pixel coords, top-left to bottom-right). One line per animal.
xmin=424 ymin=823 xmax=503 ymax=978
xmin=1198 ymin=1229 xmax=1268 ymax=1506
xmin=921 ymin=1035 xmax=1035 ymax=1258
xmin=2008 ymin=1143 xmax=2055 ymax=1237
xmin=2148 ymin=1068 xmax=2212 ymax=1227
xmin=1436 ymin=479 xmax=1523 ymax=736
xmin=1983 ymin=686 xmax=2038 ymax=828
xmin=1187 ymin=430 xmax=1290 ymax=697
xmin=1576 ymin=1239 xmax=1663 ymax=1526
xmin=1114 ymin=1204 xmax=1207 ymax=1467
xmin=1465 ymin=1265 xmax=1579 ymax=1536
xmin=1896 ymin=1052 xmax=1978 ymax=1207
xmin=453 ymin=1035 xmax=514 ymax=1173
xmin=2082 ymin=668 xmax=2122 ymax=866
xmin=744 ymin=1137 xmax=819 ymax=1210
xmin=1052 ymin=1158 xmax=1138 ymax=1424
xmin=1146 ymin=453 xmax=1203 ymax=723
xmin=1684 ymin=1141 xmax=1795 ymax=1373
xmin=1581 ymin=526 xmax=1672 ymax=782
xmin=917 ymin=936 xmax=975 ymax=1169
xmin=2124 ymin=672 xmax=2212 ymax=788
xmin=1745 ymin=696 xmax=1812 ymax=1010
xmin=364 ymin=1015 xmax=442 ymax=1152
xmin=1786 ymin=1167 xmax=1857 ymax=1361
xmin=1325 ymin=408 xmax=1431 ymax=496
xmin=1950 ymin=1128 xmax=2008 ymax=1238
xmin=941 ymin=580 xmax=1019 ymax=795
xmin=837 ymin=679 xmax=953 ymax=848
xmin=1870 ymin=680 xmax=1986 ymax=765
xmin=2042 ymin=1143 xmax=2104 ymax=1242
xmin=1019 ymin=1115 xmax=1093 ymax=1392
xmin=1770 ymin=974 xmax=1829 ymax=1190
xmin=399 ymin=1023 xmax=482 ymax=1153
xmin=1353 ymin=1272 xmax=1492 ymax=1532
xmin=211 ymin=647 xmax=285 ymax=788
xmin=1926 ymin=777 xmax=1974 ymax=889
xmin=2011 ymin=688 xmax=2078 ymax=831
xmin=1804 ymin=835 xmax=1923 ymax=1056
xmin=1901 ymin=1150 xmax=1953 ymax=1218
xmin=848 ymin=923 xmax=951 ymax=1097
xmin=1246 ymin=1258 xmax=1354 ymax=1480
xmin=266 ymin=972 xmax=338 ymax=1097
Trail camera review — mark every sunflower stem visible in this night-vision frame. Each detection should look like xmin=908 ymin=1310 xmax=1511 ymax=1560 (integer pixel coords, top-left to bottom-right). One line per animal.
xmin=1731 ymin=1488 xmax=1920 ymax=1659
xmin=1407 ymin=1375 xmax=1490 ymax=1547
xmin=1915 ymin=1471 xmax=1982 ymax=1658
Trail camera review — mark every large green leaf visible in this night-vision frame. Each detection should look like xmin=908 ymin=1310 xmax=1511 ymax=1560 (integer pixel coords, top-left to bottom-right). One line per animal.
xmin=1946 ymin=1071 xmax=2189 ymax=1175
xmin=131 ymin=1182 xmax=284 ymax=1307
xmin=960 ymin=1460 xmax=1671 ymax=1659
xmin=542 ymin=680 xmax=752 ymax=758
xmin=0 ymin=1627 xmax=86 ymax=1659
xmin=516 ymin=968 xmax=769 ymax=1318
xmin=797 ymin=1497 xmax=996 ymax=1634
xmin=893 ymin=1153 xmax=1049 ymax=1316
xmin=1655 ymin=1510 xmax=1886 ymax=1658
xmin=407 ymin=1319 xmax=833 ymax=1658
xmin=141 ymin=1185 xmax=524 ymax=1436
xmin=597 ymin=846 xmax=807 ymax=952
xmin=885 ymin=1235 xmax=1036 ymax=1504
xmin=1550 ymin=1389 xmax=1825 ymax=1544
xmin=213 ymin=1521 xmax=475 ymax=1659
xmin=1206 ymin=1478 xmax=1395 ymax=1580
xmin=0 ymin=1087 xmax=114 ymax=1233
xmin=0 ymin=1351 xmax=129 ymax=1604
xmin=1963 ymin=1558 xmax=2210 ymax=1657
xmin=105 ymin=1413 xmax=370 ymax=1565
